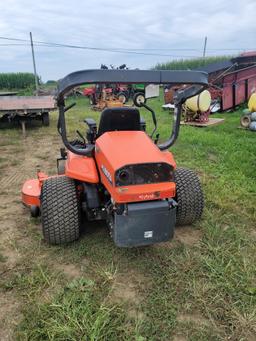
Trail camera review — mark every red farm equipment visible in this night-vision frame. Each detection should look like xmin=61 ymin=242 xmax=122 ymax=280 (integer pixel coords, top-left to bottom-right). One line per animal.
xmin=202 ymin=52 xmax=256 ymax=112
xmin=164 ymin=52 xmax=256 ymax=123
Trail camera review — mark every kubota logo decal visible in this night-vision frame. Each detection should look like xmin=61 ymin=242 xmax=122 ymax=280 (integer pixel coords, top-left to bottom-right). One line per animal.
xmin=138 ymin=192 xmax=160 ymax=200
xmin=138 ymin=193 xmax=155 ymax=200
xmin=101 ymin=165 xmax=112 ymax=184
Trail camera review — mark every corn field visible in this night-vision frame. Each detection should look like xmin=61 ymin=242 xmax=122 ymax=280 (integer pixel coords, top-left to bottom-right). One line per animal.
xmin=0 ymin=73 xmax=39 ymax=90
xmin=153 ymin=55 xmax=232 ymax=70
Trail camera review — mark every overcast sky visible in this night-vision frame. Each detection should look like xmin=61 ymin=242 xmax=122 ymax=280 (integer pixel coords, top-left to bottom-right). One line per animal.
xmin=0 ymin=0 xmax=255 ymax=81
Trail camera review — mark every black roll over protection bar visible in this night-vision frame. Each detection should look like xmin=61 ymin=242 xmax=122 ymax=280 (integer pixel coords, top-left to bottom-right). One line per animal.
xmin=56 ymin=69 xmax=208 ymax=156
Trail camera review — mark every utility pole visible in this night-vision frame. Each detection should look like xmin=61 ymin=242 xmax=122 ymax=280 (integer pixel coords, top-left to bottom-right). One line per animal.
xmin=203 ymin=36 xmax=207 ymax=58
xmin=30 ymin=32 xmax=39 ymax=95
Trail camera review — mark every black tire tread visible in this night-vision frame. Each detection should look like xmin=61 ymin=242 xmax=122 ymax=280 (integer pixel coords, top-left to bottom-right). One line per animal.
xmin=41 ymin=176 xmax=80 ymax=244
xmin=174 ymin=167 xmax=204 ymax=226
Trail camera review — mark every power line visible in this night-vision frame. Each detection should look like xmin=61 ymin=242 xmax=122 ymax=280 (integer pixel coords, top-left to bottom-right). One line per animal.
xmin=0 ymin=36 xmax=200 ymax=57
xmin=0 ymin=35 xmax=254 ymax=56
xmin=0 ymin=43 xmax=252 ymax=51
xmin=29 ymin=41 xmax=201 ymax=57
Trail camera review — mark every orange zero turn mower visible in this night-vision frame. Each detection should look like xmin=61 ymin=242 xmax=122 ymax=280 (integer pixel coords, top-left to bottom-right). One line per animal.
xmin=22 ymin=69 xmax=208 ymax=247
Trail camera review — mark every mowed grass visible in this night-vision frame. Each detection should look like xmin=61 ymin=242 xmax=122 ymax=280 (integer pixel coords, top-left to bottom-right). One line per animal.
xmin=1 ymin=95 xmax=256 ymax=340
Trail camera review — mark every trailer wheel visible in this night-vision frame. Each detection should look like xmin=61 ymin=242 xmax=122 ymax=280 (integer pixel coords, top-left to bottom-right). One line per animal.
xmin=174 ymin=167 xmax=204 ymax=226
xmin=42 ymin=112 xmax=50 ymax=126
xmin=41 ymin=176 xmax=80 ymax=244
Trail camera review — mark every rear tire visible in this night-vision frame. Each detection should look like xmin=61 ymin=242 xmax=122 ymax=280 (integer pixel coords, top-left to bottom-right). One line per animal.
xmin=41 ymin=176 xmax=80 ymax=244
xmin=174 ymin=167 xmax=204 ymax=226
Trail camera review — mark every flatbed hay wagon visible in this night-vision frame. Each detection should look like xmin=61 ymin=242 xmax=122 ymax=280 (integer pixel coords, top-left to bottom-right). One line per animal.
xmin=0 ymin=95 xmax=56 ymax=131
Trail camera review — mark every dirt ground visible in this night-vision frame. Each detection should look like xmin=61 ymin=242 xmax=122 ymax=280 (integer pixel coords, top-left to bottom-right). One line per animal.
xmin=0 ymin=133 xmax=62 ymax=340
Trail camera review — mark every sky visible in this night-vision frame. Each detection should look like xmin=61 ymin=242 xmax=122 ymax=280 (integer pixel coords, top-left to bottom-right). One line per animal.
xmin=0 ymin=0 xmax=255 ymax=81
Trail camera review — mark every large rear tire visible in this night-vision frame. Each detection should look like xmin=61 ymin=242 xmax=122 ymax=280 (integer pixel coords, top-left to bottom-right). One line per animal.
xmin=174 ymin=167 xmax=204 ymax=226
xmin=41 ymin=176 xmax=80 ymax=244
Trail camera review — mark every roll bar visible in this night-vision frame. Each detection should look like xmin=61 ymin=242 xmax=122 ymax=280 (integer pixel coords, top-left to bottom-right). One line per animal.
xmin=56 ymin=69 xmax=208 ymax=156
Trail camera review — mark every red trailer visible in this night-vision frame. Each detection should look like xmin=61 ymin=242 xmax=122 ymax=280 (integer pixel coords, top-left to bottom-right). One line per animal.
xmin=221 ymin=64 xmax=256 ymax=110
xmin=202 ymin=52 xmax=256 ymax=111
xmin=164 ymin=52 xmax=256 ymax=123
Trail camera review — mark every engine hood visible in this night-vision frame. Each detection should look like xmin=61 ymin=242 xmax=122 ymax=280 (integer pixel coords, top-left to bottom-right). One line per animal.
xmin=95 ymin=131 xmax=176 ymax=171
xmin=95 ymin=131 xmax=176 ymax=203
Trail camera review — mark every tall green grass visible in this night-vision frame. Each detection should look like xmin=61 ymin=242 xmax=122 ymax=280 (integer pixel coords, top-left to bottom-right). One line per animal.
xmin=0 ymin=73 xmax=40 ymax=90
xmin=153 ymin=56 xmax=232 ymax=70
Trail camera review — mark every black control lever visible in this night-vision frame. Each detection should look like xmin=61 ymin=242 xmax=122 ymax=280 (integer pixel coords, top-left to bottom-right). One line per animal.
xmin=64 ymin=102 xmax=76 ymax=112
xmin=154 ymin=133 xmax=160 ymax=144
xmin=76 ymin=130 xmax=86 ymax=145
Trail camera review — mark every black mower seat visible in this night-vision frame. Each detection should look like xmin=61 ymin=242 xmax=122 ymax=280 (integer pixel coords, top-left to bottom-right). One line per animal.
xmin=98 ymin=107 xmax=141 ymax=137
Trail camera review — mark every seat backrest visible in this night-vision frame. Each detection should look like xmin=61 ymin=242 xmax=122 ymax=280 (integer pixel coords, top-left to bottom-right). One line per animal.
xmin=98 ymin=107 xmax=141 ymax=137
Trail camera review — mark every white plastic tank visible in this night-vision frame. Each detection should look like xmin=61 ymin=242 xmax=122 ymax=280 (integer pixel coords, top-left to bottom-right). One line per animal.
xmin=185 ymin=90 xmax=211 ymax=113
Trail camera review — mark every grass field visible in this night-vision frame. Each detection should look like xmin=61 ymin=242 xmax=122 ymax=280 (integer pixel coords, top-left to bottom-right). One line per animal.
xmin=0 ymin=96 xmax=256 ymax=340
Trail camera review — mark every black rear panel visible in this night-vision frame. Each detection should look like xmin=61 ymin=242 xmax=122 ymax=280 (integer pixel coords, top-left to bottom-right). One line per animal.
xmin=113 ymin=199 xmax=176 ymax=247
xmin=115 ymin=162 xmax=173 ymax=186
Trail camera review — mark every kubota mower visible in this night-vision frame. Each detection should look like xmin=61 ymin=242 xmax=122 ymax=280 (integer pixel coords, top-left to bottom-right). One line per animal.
xmin=22 ymin=69 xmax=208 ymax=247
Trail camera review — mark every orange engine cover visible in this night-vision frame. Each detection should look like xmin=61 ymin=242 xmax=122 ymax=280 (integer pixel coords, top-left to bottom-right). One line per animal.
xmin=95 ymin=131 xmax=176 ymax=203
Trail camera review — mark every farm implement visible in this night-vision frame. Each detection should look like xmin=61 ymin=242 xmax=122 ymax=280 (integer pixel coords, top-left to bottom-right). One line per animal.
xmin=22 ymin=69 xmax=208 ymax=247
xmin=82 ymin=65 xmax=146 ymax=109
xmin=0 ymin=95 xmax=56 ymax=131
xmin=164 ymin=51 xmax=256 ymax=124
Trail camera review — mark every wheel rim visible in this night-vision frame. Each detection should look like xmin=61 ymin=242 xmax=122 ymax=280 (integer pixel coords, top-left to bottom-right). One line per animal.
xmin=137 ymin=95 xmax=145 ymax=104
